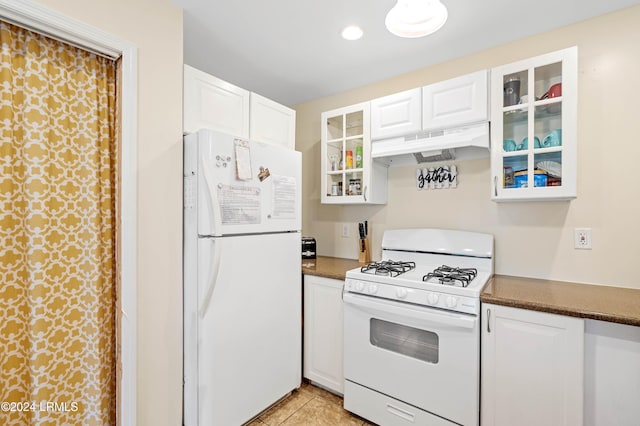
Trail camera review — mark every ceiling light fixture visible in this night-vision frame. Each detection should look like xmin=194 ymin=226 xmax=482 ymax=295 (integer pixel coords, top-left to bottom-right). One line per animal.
xmin=385 ymin=0 xmax=448 ymax=38
xmin=341 ymin=25 xmax=363 ymax=41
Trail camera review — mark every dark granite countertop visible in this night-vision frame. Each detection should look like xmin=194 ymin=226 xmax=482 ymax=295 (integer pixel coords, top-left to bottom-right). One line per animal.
xmin=481 ymin=275 xmax=640 ymax=327
xmin=301 ymin=257 xmax=640 ymax=327
xmin=301 ymin=256 xmax=362 ymax=281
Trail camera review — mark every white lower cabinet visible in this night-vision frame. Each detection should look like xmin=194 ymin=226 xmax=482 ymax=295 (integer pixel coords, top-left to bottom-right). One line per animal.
xmin=303 ymin=275 xmax=344 ymax=394
xmin=481 ymin=303 xmax=584 ymax=426
xmin=584 ymin=319 xmax=640 ymax=426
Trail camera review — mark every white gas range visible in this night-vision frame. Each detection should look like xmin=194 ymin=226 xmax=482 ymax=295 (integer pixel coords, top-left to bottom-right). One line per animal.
xmin=343 ymin=228 xmax=493 ymax=426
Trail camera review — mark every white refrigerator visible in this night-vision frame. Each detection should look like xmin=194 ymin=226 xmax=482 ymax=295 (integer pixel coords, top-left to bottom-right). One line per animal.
xmin=183 ymin=129 xmax=302 ymax=425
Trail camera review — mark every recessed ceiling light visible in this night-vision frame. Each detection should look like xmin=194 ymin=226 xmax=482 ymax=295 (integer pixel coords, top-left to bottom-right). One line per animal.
xmin=341 ymin=25 xmax=363 ymax=41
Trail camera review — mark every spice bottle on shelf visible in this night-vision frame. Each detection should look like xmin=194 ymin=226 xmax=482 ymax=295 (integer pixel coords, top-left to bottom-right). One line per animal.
xmin=345 ymin=150 xmax=353 ymax=169
xmin=355 ymin=146 xmax=363 ymax=168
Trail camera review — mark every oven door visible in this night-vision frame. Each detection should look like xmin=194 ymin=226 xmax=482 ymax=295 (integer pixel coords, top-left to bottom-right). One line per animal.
xmin=343 ymin=292 xmax=479 ymax=426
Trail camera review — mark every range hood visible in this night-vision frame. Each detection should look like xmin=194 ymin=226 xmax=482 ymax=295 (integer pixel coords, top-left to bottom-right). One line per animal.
xmin=371 ymin=122 xmax=490 ymax=166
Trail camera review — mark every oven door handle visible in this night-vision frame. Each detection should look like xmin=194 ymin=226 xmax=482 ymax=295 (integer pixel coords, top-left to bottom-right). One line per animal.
xmin=343 ymin=293 xmax=476 ymax=329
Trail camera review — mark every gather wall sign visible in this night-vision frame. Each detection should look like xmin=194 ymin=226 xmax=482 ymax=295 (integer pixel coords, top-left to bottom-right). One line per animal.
xmin=416 ymin=165 xmax=457 ymax=190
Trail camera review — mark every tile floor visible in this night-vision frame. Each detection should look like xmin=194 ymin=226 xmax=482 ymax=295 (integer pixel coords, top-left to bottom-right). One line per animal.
xmin=245 ymin=381 xmax=374 ymax=426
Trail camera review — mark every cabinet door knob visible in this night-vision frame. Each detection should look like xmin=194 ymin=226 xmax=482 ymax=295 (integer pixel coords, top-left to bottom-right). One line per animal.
xmin=487 ymin=308 xmax=492 ymax=333
xmin=493 ymin=176 xmax=498 ymax=197
xmin=363 ymin=185 xmax=368 ymax=202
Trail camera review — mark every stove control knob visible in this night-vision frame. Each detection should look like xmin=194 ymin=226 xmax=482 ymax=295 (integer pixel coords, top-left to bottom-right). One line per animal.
xmin=446 ymin=296 xmax=458 ymax=308
xmin=427 ymin=293 xmax=439 ymax=305
xmin=368 ymin=284 xmax=378 ymax=294
xmin=355 ymin=281 xmax=364 ymax=292
xmin=396 ymin=288 xmax=408 ymax=299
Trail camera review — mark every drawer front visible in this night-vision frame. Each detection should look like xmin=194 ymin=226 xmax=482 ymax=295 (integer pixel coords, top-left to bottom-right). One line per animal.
xmin=344 ymin=380 xmax=457 ymax=426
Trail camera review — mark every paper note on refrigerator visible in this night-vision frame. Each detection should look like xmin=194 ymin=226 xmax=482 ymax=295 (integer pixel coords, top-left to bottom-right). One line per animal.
xmin=234 ymin=139 xmax=252 ymax=181
xmin=271 ymin=175 xmax=296 ymax=219
xmin=218 ymin=185 xmax=261 ymax=225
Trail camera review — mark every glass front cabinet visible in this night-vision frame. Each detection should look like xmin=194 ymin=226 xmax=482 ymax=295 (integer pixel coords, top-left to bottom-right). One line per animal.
xmin=321 ymin=102 xmax=387 ymax=204
xmin=490 ymin=47 xmax=577 ymax=201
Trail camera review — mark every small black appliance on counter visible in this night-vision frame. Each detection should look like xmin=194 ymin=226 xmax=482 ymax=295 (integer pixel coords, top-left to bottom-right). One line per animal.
xmin=301 ymin=237 xmax=316 ymax=259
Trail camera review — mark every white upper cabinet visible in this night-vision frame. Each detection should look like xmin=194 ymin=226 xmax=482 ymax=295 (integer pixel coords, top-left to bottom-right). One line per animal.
xmin=184 ymin=65 xmax=296 ymax=150
xmin=183 ymin=64 xmax=250 ymax=137
xmin=250 ymin=92 xmax=296 ymax=150
xmin=422 ymin=69 xmax=489 ymax=130
xmin=490 ymin=47 xmax=577 ymax=201
xmin=321 ymin=102 xmax=387 ymax=205
xmin=370 ymin=88 xmax=422 ymax=140
xmin=370 ymin=71 xmax=488 ymax=140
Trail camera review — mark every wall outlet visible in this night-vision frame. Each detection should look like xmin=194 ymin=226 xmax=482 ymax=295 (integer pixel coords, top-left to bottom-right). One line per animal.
xmin=574 ymin=228 xmax=592 ymax=250
xmin=342 ymin=223 xmax=349 ymax=238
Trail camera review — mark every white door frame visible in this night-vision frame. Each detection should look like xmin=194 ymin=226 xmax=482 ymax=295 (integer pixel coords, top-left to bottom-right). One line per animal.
xmin=0 ymin=1 xmax=138 ymax=425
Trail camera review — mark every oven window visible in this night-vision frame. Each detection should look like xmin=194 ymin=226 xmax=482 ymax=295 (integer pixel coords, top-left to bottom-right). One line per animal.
xmin=370 ymin=319 xmax=439 ymax=364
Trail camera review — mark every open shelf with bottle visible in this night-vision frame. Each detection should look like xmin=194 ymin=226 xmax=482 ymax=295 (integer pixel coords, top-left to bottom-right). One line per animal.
xmin=491 ymin=47 xmax=577 ymax=201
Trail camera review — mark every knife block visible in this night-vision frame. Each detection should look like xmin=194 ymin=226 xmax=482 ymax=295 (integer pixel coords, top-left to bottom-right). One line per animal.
xmin=358 ymin=238 xmax=371 ymax=264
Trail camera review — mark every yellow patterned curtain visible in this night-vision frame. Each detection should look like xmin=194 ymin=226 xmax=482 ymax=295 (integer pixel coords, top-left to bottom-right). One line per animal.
xmin=0 ymin=21 xmax=118 ymax=425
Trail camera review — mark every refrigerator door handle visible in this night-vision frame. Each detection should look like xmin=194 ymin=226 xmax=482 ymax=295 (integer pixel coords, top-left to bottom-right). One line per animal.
xmin=201 ymin=158 xmax=223 ymax=237
xmin=199 ymin=239 xmax=222 ymax=318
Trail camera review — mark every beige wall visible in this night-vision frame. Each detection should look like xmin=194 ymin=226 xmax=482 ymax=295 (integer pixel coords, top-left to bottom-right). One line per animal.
xmin=296 ymin=6 xmax=640 ymax=290
xmin=33 ymin=0 xmax=184 ymax=424
xmin=17 ymin=3 xmax=639 ymax=424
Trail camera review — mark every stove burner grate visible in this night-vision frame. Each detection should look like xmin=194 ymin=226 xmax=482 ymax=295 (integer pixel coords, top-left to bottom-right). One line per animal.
xmin=422 ymin=265 xmax=478 ymax=287
xmin=361 ymin=260 xmax=416 ymax=277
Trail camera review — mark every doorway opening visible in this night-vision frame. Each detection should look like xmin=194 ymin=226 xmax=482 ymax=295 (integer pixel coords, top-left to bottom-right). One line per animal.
xmin=0 ymin=1 xmax=137 ymax=424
